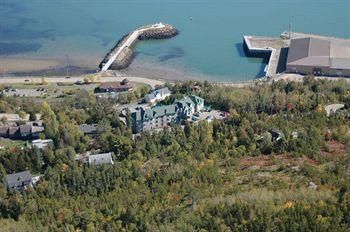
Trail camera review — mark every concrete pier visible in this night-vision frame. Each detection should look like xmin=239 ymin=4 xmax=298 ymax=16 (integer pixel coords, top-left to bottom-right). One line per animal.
xmin=244 ymin=32 xmax=349 ymax=79
xmin=243 ymin=35 xmax=289 ymax=78
xmin=99 ymin=23 xmax=178 ymax=72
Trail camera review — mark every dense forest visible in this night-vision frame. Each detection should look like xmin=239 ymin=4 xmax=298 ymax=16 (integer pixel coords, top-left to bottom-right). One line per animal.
xmin=0 ymin=77 xmax=349 ymax=231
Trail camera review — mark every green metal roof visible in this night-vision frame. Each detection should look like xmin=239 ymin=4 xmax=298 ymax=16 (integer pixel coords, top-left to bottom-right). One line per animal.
xmin=132 ymin=104 xmax=177 ymax=122
xmin=131 ymin=95 xmax=203 ymax=123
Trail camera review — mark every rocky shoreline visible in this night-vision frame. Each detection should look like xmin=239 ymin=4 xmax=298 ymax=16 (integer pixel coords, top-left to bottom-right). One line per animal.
xmin=98 ymin=23 xmax=178 ymax=71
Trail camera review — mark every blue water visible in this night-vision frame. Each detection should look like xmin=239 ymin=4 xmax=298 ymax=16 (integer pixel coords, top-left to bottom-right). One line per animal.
xmin=1 ymin=0 xmax=349 ymax=81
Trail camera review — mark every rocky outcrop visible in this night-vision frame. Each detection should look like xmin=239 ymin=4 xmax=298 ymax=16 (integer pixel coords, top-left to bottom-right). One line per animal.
xmin=99 ymin=23 xmax=179 ymax=71
xmin=138 ymin=24 xmax=178 ymax=40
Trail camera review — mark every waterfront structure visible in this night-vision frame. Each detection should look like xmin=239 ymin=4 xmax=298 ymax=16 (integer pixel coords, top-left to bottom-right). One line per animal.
xmin=7 ymin=171 xmax=33 ymax=192
xmin=243 ymin=35 xmax=288 ymax=78
xmin=88 ymin=152 xmax=114 ymax=165
xmin=32 ymin=139 xmax=53 ymax=149
xmin=286 ymin=37 xmax=350 ymax=77
xmin=145 ymin=87 xmax=171 ymax=104
xmin=131 ymin=95 xmax=204 ymax=133
xmin=0 ymin=125 xmax=44 ymax=140
xmin=99 ymin=23 xmax=178 ymax=71
xmin=243 ymin=32 xmax=350 ymax=78
xmin=94 ymin=79 xmax=134 ymax=93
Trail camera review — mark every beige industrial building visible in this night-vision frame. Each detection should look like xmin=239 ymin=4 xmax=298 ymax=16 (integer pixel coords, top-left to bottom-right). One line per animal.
xmin=286 ymin=37 xmax=350 ymax=77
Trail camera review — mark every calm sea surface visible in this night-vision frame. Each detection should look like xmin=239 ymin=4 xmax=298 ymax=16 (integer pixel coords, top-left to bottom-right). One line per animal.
xmin=1 ymin=0 xmax=349 ymax=81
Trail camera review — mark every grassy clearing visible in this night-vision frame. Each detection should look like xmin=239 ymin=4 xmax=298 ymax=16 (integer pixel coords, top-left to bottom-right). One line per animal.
xmin=202 ymin=188 xmax=335 ymax=207
xmin=0 ymin=139 xmax=27 ymax=149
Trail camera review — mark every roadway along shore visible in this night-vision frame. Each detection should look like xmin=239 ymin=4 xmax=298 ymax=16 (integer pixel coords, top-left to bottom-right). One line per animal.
xmin=0 ymin=75 xmax=165 ymax=89
xmin=0 ymin=75 xmax=261 ymax=89
xmin=0 ymin=73 xmax=347 ymax=89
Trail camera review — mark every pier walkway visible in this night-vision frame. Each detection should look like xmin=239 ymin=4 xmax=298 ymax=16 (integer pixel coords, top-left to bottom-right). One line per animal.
xmin=101 ymin=23 xmax=165 ymax=72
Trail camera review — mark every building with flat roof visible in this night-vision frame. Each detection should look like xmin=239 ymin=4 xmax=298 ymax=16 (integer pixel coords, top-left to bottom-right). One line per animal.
xmin=32 ymin=139 xmax=53 ymax=149
xmin=286 ymin=37 xmax=350 ymax=77
xmin=88 ymin=152 xmax=114 ymax=165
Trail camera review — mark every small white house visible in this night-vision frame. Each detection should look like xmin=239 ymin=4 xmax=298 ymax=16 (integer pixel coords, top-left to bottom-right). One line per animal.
xmin=32 ymin=175 xmax=42 ymax=185
xmin=145 ymin=87 xmax=171 ymax=104
xmin=324 ymin=104 xmax=345 ymax=117
xmin=32 ymin=139 xmax=53 ymax=149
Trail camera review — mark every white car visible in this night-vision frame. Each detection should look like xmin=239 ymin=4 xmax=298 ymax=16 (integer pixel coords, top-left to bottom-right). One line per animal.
xmin=205 ymin=115 xmax=214 ymax=123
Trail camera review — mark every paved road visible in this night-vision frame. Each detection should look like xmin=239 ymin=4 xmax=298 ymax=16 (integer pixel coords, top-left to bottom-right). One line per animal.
xmin=0 ymin=75 xmax=165 ymax=89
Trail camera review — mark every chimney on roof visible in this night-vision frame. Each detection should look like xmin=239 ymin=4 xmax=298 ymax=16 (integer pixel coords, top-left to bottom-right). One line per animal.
xmin=289 ymin=21 xmax=293 ymax=39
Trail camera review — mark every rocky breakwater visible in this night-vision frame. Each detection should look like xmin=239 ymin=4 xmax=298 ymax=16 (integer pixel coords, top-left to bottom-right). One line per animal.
xmin=138 ymin=23 xmax=178 ymax=40
xmin=98 ymin=34 xmax=133 ymax=70
xmin=108 ymin=36 xmax=134 ymax=70
xmin=99 ymin=23 xmax=178 ymax=72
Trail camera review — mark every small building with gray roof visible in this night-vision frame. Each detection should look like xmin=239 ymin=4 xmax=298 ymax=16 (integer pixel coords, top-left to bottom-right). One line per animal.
xmin=7 ymin=171 xmax=33 ymax=192
xmin=0 ymin=125 xmax=44 ymax=140
xmin=88 ymin=152 xmax=114 ymax=165
xmin=78 ymin=124 xmax=98 ymax=136
xmin=286 ymin=37 xmax=350 ymax=77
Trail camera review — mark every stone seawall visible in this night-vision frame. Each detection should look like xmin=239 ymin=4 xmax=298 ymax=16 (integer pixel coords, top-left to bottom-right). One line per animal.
xmin=99 ymin=23 xmax=178 ymax=71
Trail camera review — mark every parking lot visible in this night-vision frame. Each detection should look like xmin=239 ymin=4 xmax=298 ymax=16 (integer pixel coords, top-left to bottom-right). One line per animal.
xmin=3 ymin=88 xmax=48 ymax=97
xmin=198 ymin=110 xmax=227 ymax=122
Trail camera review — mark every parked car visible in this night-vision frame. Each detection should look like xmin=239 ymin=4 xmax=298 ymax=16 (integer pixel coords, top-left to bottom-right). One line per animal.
xmin=205 ymin=115 xmax=214 ymax=123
